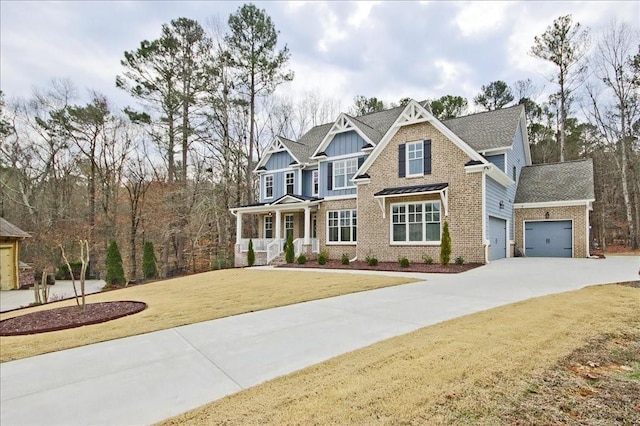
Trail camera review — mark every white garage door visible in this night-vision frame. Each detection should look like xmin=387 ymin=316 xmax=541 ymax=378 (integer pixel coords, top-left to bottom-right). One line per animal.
xmin=489 ymin=216 xmax=507 ymax=260
xmin=525 ymin=220 xmax=573 ymax=257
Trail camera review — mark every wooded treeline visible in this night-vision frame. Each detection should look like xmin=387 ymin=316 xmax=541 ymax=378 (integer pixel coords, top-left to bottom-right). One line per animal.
xmin=0 ymin=10 xmax=637 ymax=281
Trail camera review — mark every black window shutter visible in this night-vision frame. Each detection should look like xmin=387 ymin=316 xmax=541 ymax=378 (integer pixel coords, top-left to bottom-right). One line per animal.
xmin=398 ymin=144 xmax=406 ymax=178
xmin=327 ymin=162 xmax=333 ymax=190
xmin=357 ymin=156 xmax=364 ymax=168
xmin=423 ymin=140 xmax=432 ymax=175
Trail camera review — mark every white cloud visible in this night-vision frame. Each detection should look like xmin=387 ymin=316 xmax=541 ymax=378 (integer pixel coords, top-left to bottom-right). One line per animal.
xmin=454 ymin=1 xmax=513 ymax=38
xmin=347 ymin=1 xmax=381 ymax=29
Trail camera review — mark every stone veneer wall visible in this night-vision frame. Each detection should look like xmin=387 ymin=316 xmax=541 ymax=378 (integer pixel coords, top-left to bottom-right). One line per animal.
xmin=357 ymin=122 xmax=486 ymax=264
xmin=317 ymin=198 xmax=358 ymax=260
xmin=514 ymin=205 xmax=589 ymax=258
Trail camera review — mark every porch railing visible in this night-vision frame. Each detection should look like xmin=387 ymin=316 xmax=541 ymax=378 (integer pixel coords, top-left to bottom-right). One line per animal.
xmin=266 ymin=239 xmax=282 ymax=264
xmin=293 ymin=238 xmax=303 ymax=256
xmin=238 ymin=238 xmax=273 ymax=252
xmin=311 ymin=238 xmax=320 ymax=254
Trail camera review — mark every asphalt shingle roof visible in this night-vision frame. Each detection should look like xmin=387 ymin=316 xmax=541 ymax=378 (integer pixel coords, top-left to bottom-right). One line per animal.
xmin=442 ymin=104 xmax=524 ymax=152
xmin=279 ymin=137 xmax=308 ymax=164
xmin=0 ymin=218 xmax=30 ymax=238
xmin=515 ymin=159 xmax=595 ymax=203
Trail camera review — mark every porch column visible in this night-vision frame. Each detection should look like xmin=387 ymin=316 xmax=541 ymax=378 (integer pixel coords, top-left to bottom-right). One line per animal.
xmin=304 ymin=206 xmax=311 ymax=245
xmin=235 ymin=212 xmax=242 ymax=244
xmin=275 ymin=210 xmax=282 ymax=240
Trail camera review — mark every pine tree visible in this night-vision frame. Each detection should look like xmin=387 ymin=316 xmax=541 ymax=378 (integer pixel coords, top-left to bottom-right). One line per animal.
xmin=106 ymin=240 xmax=126 ymax=285
xmin=142 ymin=241 xmax=157 ymax=279
xmin=285 ymin=234 xmax=295 ymax=263
xmin=440 ymin=221 xmax=451 ymax=266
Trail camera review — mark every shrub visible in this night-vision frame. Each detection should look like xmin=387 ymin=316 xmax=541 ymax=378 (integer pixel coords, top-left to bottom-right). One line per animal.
xmin=365 ymin=255 xmax=378 ymax=266
xmin=297 ymin=254 xmax=307 ymax=264
xmin=318 ymin=251 xmax=329 ymax=265
xmin=398 ymin=257 xmax=410 ymax=268
xmin=285 ymin=234 xmax=295 ymax=263
xmin=142 ymin=241 xmax=158 ymax=279
xmin=105 ymin=240 xmax=125 ymax=285
xmin=422 ymin=254 xmax=434 ymax=264
xmin=455 ymin=256 xmax=464 ymax=265
xmin=247 ymin=239 xmax=256 ymax=267
xmin=341 ymin=253 xmax=350 ymax=265
xmin=211 ymin=256 xmax=231 ymax=270
xmin=55 ymin=262 xmax=90 ymax=280
xmin=440 ymin=221 xmax=451 ymax=266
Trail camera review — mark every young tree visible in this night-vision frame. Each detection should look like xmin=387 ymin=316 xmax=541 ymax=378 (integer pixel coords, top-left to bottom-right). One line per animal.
xmin=586 ymin=21 xmax=639 ymax=249
xmin=247 ymin=238 xmax=255 ymax=266
xmin=285 ymin=233 xmax=294 ymax=263
xmin=474 ymin=80 xmax=514 ymax=111
xmin=105 ymin=240 xmax=126 ymax=285
xmin=142 ymin=241 xmax=158 ymax=279
xmin=226 ymin=3 xmax=294 ymax=207
xmin=531 ymin=14 xmax=590 ymax=162
xmin=429 ymin=95 xmax=468 ymax=120
xmin=440 ymin=221 xmax=451 ymax=266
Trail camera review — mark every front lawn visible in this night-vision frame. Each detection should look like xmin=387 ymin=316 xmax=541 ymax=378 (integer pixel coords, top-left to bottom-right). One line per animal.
xmin=0 ymin=269 xmax=416 ymax=362
xmin=160 ymin=283 xmax=639 ymax=425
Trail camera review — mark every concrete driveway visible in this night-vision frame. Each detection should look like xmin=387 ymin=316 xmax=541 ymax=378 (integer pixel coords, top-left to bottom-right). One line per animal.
xmin=1 ymin=256 xmax=638 ymax=426
xmin=0 ymin=280 xmax=106 ymax=313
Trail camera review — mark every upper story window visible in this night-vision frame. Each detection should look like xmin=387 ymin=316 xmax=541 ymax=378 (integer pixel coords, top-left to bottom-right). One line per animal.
xmin=333 ymin=158 xmax=358 ymax=190
xmin=399 ymin=140 xmax=431 ymax=178
xmin=312 ymin=170 xmax=319 ymax=196
xmin=391 ymin=201 xmax=441 ymax=244
xmin=285 ymin=171 xmax=294 ymax=194
xmin=265 ymin=175 xmax=273 ymax=198
xmin=407 ymin=141 xmax=423 ymax=176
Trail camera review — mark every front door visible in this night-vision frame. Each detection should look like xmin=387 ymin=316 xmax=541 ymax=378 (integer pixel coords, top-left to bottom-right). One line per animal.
xmin=284 ymin=214 xmax=294 ymax=239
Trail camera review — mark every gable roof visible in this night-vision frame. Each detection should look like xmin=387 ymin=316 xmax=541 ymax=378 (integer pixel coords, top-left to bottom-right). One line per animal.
xmin=515 ymin=159 xmax=595 ymax=204
xmin=442 ymin=104 xmax=524 ymax=152
xmin=0 ymin=218 xmax=30 ymax=238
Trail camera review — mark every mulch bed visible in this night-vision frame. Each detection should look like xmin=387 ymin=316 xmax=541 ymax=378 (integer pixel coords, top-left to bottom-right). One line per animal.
xmin=279 ymin=259 xmax=481 ymax=273
xmin=0 ymin=301 xmax=147 ymax=336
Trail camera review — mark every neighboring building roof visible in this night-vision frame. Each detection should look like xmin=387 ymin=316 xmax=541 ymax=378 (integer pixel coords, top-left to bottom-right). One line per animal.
xmin=515 ymin=159 xmax=595 ymax=204
xmin=442 ymin=104 xmax=524 ymax=152
xmin=374 ymin=183 xmax=449 ymax=197
xmin=0 ymin=218 xmax=30 ymax=238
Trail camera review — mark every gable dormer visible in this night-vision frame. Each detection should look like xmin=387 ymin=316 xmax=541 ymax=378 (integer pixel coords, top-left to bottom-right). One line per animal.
xmin=254 ymin=136 xmax=300 ymax=173
xmin=311 ymin=114 xmax=377 ymax=159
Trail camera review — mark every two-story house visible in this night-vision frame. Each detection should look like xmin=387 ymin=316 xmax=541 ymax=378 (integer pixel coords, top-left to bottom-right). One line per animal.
xmin=230 ymin=99 xmax=595 ymax=266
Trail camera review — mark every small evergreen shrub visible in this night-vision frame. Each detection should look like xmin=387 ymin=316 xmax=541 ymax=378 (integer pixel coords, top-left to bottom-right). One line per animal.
xmin=365 ymin=255 xmax=378 ymax=266
xmin=318 ymin=251 xmax=329 ymax=265
xmin=105 ymin=240 xmax=125 ymax=285
xmin=422 ymin=254 xmax=434 ymax=264
xmin=211 ymin=256 xmax=231 ymax=270
xmin=341 ymin=253 xmax=350 ymax=265
xmin=297 ymin=254 xmax=307 ymax=264
xmin=398 ymin=257 xmax=410 ymax=268
xmin=455 ymin=256 xmax=465 ymax=265
xmin=285 ymin=234 xmax=295 ymax=263
xmin=142 ymin=241 xmax=158 ymax=279
xmin=440 ymin=221 xmax=452 ymax=266
xmin=247 ymin=239 xmax=256 ymax=267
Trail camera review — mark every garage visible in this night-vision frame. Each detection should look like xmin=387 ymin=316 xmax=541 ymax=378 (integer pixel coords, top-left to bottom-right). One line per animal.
xmin=489 ymin=216 xmax=507 ymax=260
xmin=524 ymin=220 xmax=572 ymax=257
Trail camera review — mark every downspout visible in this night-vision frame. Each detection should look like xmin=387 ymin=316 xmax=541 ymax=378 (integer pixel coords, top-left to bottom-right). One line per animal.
xmin=482 ymin=168 xmax=489 ymax=264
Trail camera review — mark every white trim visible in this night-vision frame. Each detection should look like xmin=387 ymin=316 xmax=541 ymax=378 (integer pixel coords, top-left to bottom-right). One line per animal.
xmin=326 ymin=209 xmax=357 ymax=245
xmin=523 ymin=219 xmax=574 ymax=258
xmin=312 ymin=169 xmax=319 ymax=197
xmin=389 ymin=200 xmax=442 ymax=245
xmin=354 ymin=178 xmax=371 ymax=185
xmin=482 ymin=171 xmax=488 ymax=263
xmin=488 ymin=215 xmax=508 ymax=260
xmin=406 ymin=140 xmax=424 ymax=177
xmin=357 ymin=100 xmax=486 ymax=177
xmin=332 ymin=157 xmax=358 ymax=190
xmin=264 ymin=174 xmax=274 ymax=199
xmin=319 ymin=152 xmax=363 ymax=161
xmin=585 ymin=205 xmax=590 ymax=257
xmin=284 ymin=171 xmax=295 ymax=194
xmin=284 ymin=213 xmax=295 ymax=238
xmin=256 ymin=166 xmax=296 ymax=175
xmin=264 ymin=215 xmax=273 ymax=239
xmin=514 ymin=199 xmax=594 ymax=209
xmin=323 ymin=194 xmax=357 ymax=201
xmin=374 ymin=188 xmax=448 ymax=219
xmin=254 ymin=136 xmax=300 ymax=172
xmin=312 ymin=114 xmax=375 ymax=158
xmin=519 ymin=110 xmax=532 ymax=166
xmin=479 ymin=147 xmax=511 ymax=155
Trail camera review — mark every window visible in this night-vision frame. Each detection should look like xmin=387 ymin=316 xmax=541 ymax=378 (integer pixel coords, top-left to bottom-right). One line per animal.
xmin=285 ymin=171 xmax=294 ymax=194
xmin=265 ymin=175 xmax=273 ymax=198
xmin=327 ymin=210 xmax=357 ymax=243
xmin=333 ymin=158 xmax=358 ymax=189
xmin=284 ymin=214 xmax=294 ymax=238
xmin=391 ymin=201 xmax=440 ymax=243
xmin=312 ymin=170 xmax=319 ymax=196
xmin=407 ymin=141 xmax=423 ymax=176
xmin=264 ymin=216 xmax=273 ymax=238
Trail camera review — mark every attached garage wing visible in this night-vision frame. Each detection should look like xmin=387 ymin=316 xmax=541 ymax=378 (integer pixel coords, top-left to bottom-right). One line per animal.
xmin=525 ymin=220 xmax=572 ymax=258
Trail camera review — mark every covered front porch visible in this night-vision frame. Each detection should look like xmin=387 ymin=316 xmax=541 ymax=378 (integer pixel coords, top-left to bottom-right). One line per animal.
xmin=231 ymin=195 xmax=322 ymax=266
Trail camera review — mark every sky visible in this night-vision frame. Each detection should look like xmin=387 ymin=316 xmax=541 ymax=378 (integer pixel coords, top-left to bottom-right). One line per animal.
xmin=1 ymin=0 xmax=638 ymax=113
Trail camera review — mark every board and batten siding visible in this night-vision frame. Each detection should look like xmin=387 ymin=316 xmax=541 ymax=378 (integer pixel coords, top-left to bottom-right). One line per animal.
xmin=325 ymin=131 xmax=364 ymax=157
xmin=265 ymin=151 xmax=294 ymax=169
xmin=486 ymin=177 xmax=513 ymax=241
xmin=302 ymin=169 xmax=314 ymax=197
xmin=259 ymin=169 xmax=300 ymax=202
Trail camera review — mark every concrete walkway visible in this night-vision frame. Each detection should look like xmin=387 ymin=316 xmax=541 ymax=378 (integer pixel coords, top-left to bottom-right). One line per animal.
xmin=1 ymin=280 xmax=106 ymax=313
xmin=1 ymin=256 xmax=638 ymax=426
